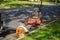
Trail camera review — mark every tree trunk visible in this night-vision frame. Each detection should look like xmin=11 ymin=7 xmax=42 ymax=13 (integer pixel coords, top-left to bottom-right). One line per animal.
xmin=55 ymin=0 xmax=57 ymax=4
xmin=41 ymin=0 xmax=42 ymax=6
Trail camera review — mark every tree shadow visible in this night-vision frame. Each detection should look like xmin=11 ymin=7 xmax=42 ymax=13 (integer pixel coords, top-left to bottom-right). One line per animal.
xmin=0 ymin=5 xmax=60 ymax=31
xmin=40 ymin=5 xmax=60 ymax=23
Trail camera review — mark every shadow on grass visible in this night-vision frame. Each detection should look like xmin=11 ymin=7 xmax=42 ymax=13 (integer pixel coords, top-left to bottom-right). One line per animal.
xmin=0 ymin=1 xmax=10 ymax=4
xmin=7 ymin=4 xmax=36 ymax=6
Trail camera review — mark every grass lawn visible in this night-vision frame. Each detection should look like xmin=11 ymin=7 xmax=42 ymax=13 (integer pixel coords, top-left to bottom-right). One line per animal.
xmin=21 ymin=19 xmax=60 ymax=40
xmin=0 ymin=1 xmax=56 ymax=8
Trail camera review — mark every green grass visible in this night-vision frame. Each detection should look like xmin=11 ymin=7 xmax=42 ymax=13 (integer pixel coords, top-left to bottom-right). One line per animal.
xmin=21 ymin=19 xmax=60 ymax=40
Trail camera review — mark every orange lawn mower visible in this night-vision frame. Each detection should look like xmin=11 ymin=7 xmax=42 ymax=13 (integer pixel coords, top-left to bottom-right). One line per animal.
xmin=25 ymin=16 xmax=41 ymax=26
xmin=24 ymin=8 xmax=42 ymax=31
